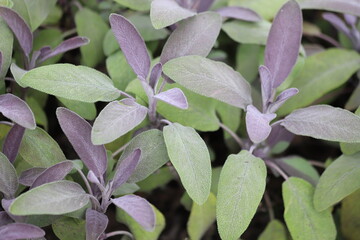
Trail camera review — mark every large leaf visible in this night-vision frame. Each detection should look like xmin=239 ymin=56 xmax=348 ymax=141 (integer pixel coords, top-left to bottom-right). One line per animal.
xmin=229 ymin=0 xmax=288 ymax=20
xmin=313 ymin=153 xmax=360 ymax=211
xmin=86 ymin=209 xmax=108 ymax=240
xmin=19 ymin=64 xmax=120 ymax=102
xmin=57 ymin=97 xmax=96 ymax=121
xmin=216 ymin=151 xmax=267 ymax=240
xmin=258 ymin=219 xmax=288 ymax=240
xmin=91 ymin=99 xmax=148 ymax=145
xmin=0 ymin=152 xmax=18 ymax=199
xmin=160 ymin=12 xmax=222 ymax=64
xmin=9 ymin=181 xmax=89 ymax=215
xmin=128 ymin=14 xmax=168 ymax=41
xmin=298 ymin=0 xmax=360 ymax=17
xmin=52 ymin=217 xmax=86 ymax=240
xmin=0 ymin=223 xmax=45 ymax=240
xmin=0 ymin=18 xmax=13 ymax=81
xmin=282 ymin=177 xmax=336 ymax=240
xmin=163 ymin=55 xmax=252 ymax=109
xmin=112 ymin=149 xmax=141 ymax=190
xmin=281 ymin=105 xmax=360 ymax=143
xmin=163 ymin=123 xmax=211 ymax=205
xmin=341 ymin=189 xmax=360 ymax=240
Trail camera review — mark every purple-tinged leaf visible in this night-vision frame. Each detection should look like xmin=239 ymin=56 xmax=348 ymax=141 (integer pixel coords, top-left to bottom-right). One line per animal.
xmin=344 ymin=14 xmax=357 ymax=26
xmin=87 ymin=170 xmax=101 ymax=186
xmin=264 ymin=0 xmax=302 ymax=88
xmin=18 ymin=167 xmax=46 ymax=186
xmin=246 ymin=105 xmax=276 ymax=144
xmin=109 ymin=14 xmax=150 ymax=79
xmin=268 ymin=88 xmax=299 ymax=113
xmin=39 ymin=36 xmax=90 ymax=63
xmin=196 ymin=0 xmax=215 ymax=12
xmin=216 ymin=7 xmax=261 ymax=22
xmin=0 ymin=7 xmax=32 ymax=57
xmin=57 ymin=107 xmax=107 ymax=178
xmin=267 ymin=123 xmax=294 ymax=148
xmin=149 ymin=63 xmax=162 ymax=88
xmin=111 ymin=195 xmax=155 ymax=231
xmin=0 ymin=94 xmax=36 ymax=129
xmin=30 ymin=161 xmax=74 ymax=189
xmin=160 ymin=12 xmax=222 ymax=64
xmin=0 ymin=223 xmax=45 ymax=240
xmin=2 ymin=124 xmax=25 ymax=163
xmin=139 ymin=78 xmax=154 ymax=98
xmin=0 ymin=211 xmax=12 ymax=227
xmin=154 ymin=88 xmax=188 ymax=109
xmin=0 ymin=152 xmax=18 ymax=199
xmin=112 ymin=149 xmax=141 ymax=191
xmin=0 ymin=51 xmax=2 ymax=73
xmin=1 ymin=199 xmax=24 ymax=223
xmin=86 ymin=209 xmax=108 ymax=240
xmin=299 ymin=0 xmax=360 ymax=17
xmin=259 ymin=65 xmax=273 ymax=111
xmin=322 ymin=13 xmax=351 ymax=38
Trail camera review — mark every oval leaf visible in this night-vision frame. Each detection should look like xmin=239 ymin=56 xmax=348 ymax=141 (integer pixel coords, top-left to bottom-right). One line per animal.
xmin=154 ymin=88 xmax=188 ymax=109
xmin=86 ymin=209 xmax=108 ymax=240
xmin=0 ymin=223 xmax=45 ymax=240
xmin=216 ymin=6 xmax=261 ymax=22
xmin=246 ymin=105 xmax=276 ymax=143
xmin=258 ymin=219 xmax=288 ymax=240
xmin=2 ymin=124 xmax=25 ymax=163
xmin=19 ymin=167 xmax=46 ymax=187
xmin=0 ymin=152 xmax=18 ymax=199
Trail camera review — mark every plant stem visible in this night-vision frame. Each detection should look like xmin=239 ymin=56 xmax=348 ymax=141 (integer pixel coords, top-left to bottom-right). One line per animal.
xmin=265 ymin=160 xmax=289 ymax=180
xmin=104 ymin=231 xmax=134 ymax=239
xmin=219 ymin=122 xmax=244 ymax=148
xmin=77 ymin=169 xmax=94 ymax=196
xmin=111 ymin=142 xmax=130 ymax=159
xmin=264 ymin=191 xmax=275 ymax=220
xmin=308 ymin=160 xmax=326 ymax=168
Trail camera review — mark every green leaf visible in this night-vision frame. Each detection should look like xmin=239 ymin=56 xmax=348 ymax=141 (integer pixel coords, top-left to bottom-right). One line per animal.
xmin=52 ymin=217 xmax=86 ymax=240
xmin=75 ymin=8 xmax=109 ymax=67
xmin=314 ymin=153 xmax=360 ymax=211
xmin=163 ymin=123 xmax=211 ymax=205
xmin=0 ymin=0 xmax=14 ymax=8
xmin=137 ymin=167 xmax=173 ymax=193
xmin=222 ymin=20 xmax=271 ymax=45
xmin=278 ymin=49 xmax=360 ymax=116
xmin=112 ymin=182 xmax=140 ymax=196
xmin=116 ymin=204 xmax=165 ymax=240
xmin=236 ymin=44 xmax=261 ymax=83
xmin=114 ymin=0 xmax=152 ymax=11
xmin=0 ymin=152 xmax=18 ymax=199
xmin=33 ymin=28 xmax=62 ymax=65
xmin=57 ymin=97 xmax=97 ymax=121
xmin=341 ymin=189 xmax=360 ymax=240
xmin=103 ymin=30 xmax=119 ymax=57
xmin=9 ymin=180 xmax=89 ymax=215
xmin=163 ymin=55 xmax=252 ymax=109
xmin=187 ymin=192 xmax=216 ymax=240
xmin=0 ymin=18 xmax=13 ymax=83
xmin=43 ymin=5 xmax=62 ymax=25
xmin=129 ymin=14 xmax=168 ymax=40
xmin=215 ymin=101 xmax=241 ymax=139
xmin=229 ymin=0 xmax=288 ymax=20
xmin=340 ymin=107 xmax=360 ymax=155
xmin=282 ymin=177 xmax=336 ymax=240
xmin=258 ymin=220 xmax=288 ymax=240
xmin=20 ymin=64 xmax=120 ymax=102
xmin=26 ymin=96 xmax=48 ymax=130
xmin=19 ymin=127 xmax=66 ymax=167
xmin=216 ymin=151 xmax=267 ymax=240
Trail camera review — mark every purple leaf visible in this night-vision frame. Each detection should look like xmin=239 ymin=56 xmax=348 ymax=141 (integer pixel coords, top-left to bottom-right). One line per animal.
xmin=0 ymin=223 xmax=45 ymax=240
xmin=268 ymin=88 xmax=299 ymax=113
xmin=154 ymin=88 xmax=188 ymax=109
xmin=264 ymin=0 xmax=302 ymax=88
xmin=57 ymin=107 xmax=107 ymax=178
xmin=149 ymin=62 xmax=162 ymax=88
xmin=300 ymin=0 xmax=360 ymax=17
xmin=30 ymin=161 xmax=74 ymax=189
xmin=267 ymin=124 xmax=294 ymax=150
xmin=18 ymin=167 xmax=46 ymax=186
xmin=109 ymin=14 xmax=150 ymax=79
xmin=259 ymin=65 xmax=273 ymax=111
xmin=1 ymin=199 xmax=24 ymax=223
xmin=0 ymin=211 xmax=12 ymax=227
xmin=0 ymin=7 xmax=33 ymax=57
xmin=87 ymin=170 xmax=101 ymax=186
xmin=344 ymin=14 xmax=357 ymax=26
xmin=39 ymin=36 xmax=90 ymax=63
xmin=323 ymin=13 xmax=351 ymax=38
xmin=0 ymin=94 xmax=36 ymax=129
xmin=216 ymin=7 xmax=261 ymax=22
xmin=112 ymin=149 xmax=141 ymax=191
xmin=111 ymin=195 xmax=155 ymax=231
xmin=2 ymin=124 xmax=25 ymax=163
xmin=196 ymin=0 xmax=215 ymax=12
xmin=86 ymin=209 xmax=108 ymax=240
xmin=246 ymin=105 xmax=276 ymax=144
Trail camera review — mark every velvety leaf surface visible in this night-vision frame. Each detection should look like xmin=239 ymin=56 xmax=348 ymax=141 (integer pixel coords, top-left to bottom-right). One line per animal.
xmin=216 ymin=151 xmax=266 ymax=240
xmin=216 ymin=6 xmax=261 ymax=22
xmin=160 ymin=12 xmax=222 ymax=64
xmin=52 ymin=217 xmax=86 ymax=240
xmin=151 ymin=0 xmax=195 ymax=29
xmin=112 ymin=149 xmax=141 ymax=190
xmin=0 ymin=18 xmax=13 ymax=81
xmin=341 ymin=189 xmax=360 ymax=240
xmin=114 ymin=0 xmax=151 ymax=11
xmin=163 ymin=55 xmax=252 ymax=109
xmin=57 ymin=108 xmax=107 ymax=177
xmin=2 ymin=124 xmax=25 ymax=163
xmin=0 ymin=211 xmax=12 ymax=226
xmin=20 ymin=64 xmax=120 ymax=103
xmin=0 ymin=152 xmax=18 ymax=199
xmin=56 ymin=97 xmax=96 ymax=121
xmin=91 ymin=99 xmax=148 ymax=145
xmin=282 ymin=177 xmax=336 ymax=240
xmin=246 ymin=105 xmax=276 ymax=143
xmin=314 ymin=153 xmax=360 ymax=211
xmin=0 ymin=223 xmax=45 ymax=240
xmin=163 ymin=123 xmax=211 ymax=205
xmin=128 ymin=14 xmax=169 ymax=41
xmin=86 ymin=209 xmax=108 ymax=240
xmin=298 ymin=0 xmax=360 ymax=17
xmin=281 ymin=105 xmax=360 ymax=143
xmin=268 ymin=88 xmax=299 ymax=113
xmin=229 ymin=0 xmax=287 ymax=20
xmin=340 ymin=107 xmax=360 ymax=155
xmin=19 ymin=167 xmax=45 ymax=186
xmin=9 ymin=181 xmax=89 ymax=215
xmin=258 ymin=219 xmax=288 ymax=240
xmin=154 ymin=88 xmax=188 ymax=109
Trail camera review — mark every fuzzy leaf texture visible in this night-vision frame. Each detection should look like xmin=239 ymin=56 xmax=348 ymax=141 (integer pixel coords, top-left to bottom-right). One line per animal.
xmin=86 ymin=209 xmax=108 ymax=240
xmin=2 ymin=124 xmax=25 ymax=163
xmin=112 ymin=149 xmax=141 ymax=190
xmin=154 ymin=88 xmax=188 ymax=109
xmin=0 ymin=152 xmax=18 ymax=199
xmin=298 ymin=0 xmax=360 ymax=17
xmin=216 ymin=6 xmax=261 ymax=22
xmin=246 ymin=105 xmax=276 ymax=143
xmin=0 ymin=223 xmax=45 ymax=240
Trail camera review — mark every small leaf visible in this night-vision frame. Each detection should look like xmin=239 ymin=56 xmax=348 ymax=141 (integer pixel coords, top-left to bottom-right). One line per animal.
xmin=314 ymin=153 xmax=360 ymax=211
xmin=2 ymin=124 xmax=25 ymax=163
xmin=322 ymin=13 xmax=351 ymax=38
xmin=86 ymin=209 xmax=108 ymax=240
xmin=9 ymin=181 xmax=89 ymax=215
xmin=163 ymin=123 xmax=211 ymax=205
xmin=0 ymin=152 xmax=18 ymax=199
xmin=0 ymin=223 xmax=45 ymax=240
xmin=19 ymin=167 xmax=46 ymax=186
xmin=259 ymin=65 xmax=273 ymax=109
xmin=154 ymin=88 xmax=188 ymax=109
xmin=268 ymin=88 xmax=299 ymax=113
xmin=216 ymin=6 xmax=261 ymax=22
xmin=112 ymin=195 xmax=155 ymax=231
xmin=246 ymin=105 xmax=276 ymax=143
xmin=216 ymin=151 xmax=267 ymax=240
xmin=149 ymin=62 xmax=162 ymax=88
xmin=258 ymin=219 xmax=288 ymax=240
xmin=283 ymin=177 xmax=336 ymax=240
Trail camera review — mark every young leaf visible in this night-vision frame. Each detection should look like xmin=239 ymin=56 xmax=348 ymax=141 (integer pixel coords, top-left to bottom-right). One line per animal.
xmin=109 ymin=14 xmax=150 ymax=79
xmin=216 ymin=6 xmax=261 ymax=22
xmin=2 ymin=124 xmax=25 ymax=163
xmin=0 ymin=18 xmax=13 ymax=81
xmin=258 ymin=219 xmax=288 ymax=240
xmin=162 ymin=55 xmax=252 ymax=109
xmin=0 ymin=223 xmax=45 ymax=240
xmin=313 ymin=153 xmax=360 ymax=211
xmin=322 ymin=13 xmax=351 ymax=38
xmin=150 ymin=0 xmax=196 ymax=29
xmin=259 ymin=65 xmax=273 ymax=109
xmin=264 ymin=0 xmax=303 ymax=88
xmin=86 ymin=209 xmax=108 ymax=240
xmin=267 ymin=88 xmax=299 ymax=113
xmin=19 ymin=167 xmax=46 ymax=186
xmin=149 ymin=62 xmax=162 ymax=88
xmin=160 ymin=12 xmax=222 ymax=64
xmin=9 ymin=181 xmax=89 ymax=215
xmin=56 ymin=107 xmax=107 ymax=178
xmin=19 ymin=64 xmax=120 ymax=103
xmin=246 ymin=105 xmax=276 ymax=143
xmin=163 ymin=123 xmax=212 ymax=205
xmin=216 ymin=151 xmax=267 ymax=240
xmin=282 ymin=177 xmax=336 ymax=240
xmin=299 ymin=0 xmax=360 ymax=17
xmin=281 ymin=105 xmax=360 ymax=143
xmin=111 ymin=195 xmax=155 ymax=231
xmin=154 ymin=88 xmax=188 ymax=109
xmin=0 ymin=152 xmax=18 ymax=199
xmin=196 ymin=0 xmax=215 ymax=12
xmin=0 ymin=94 xmax=36 ymax=129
